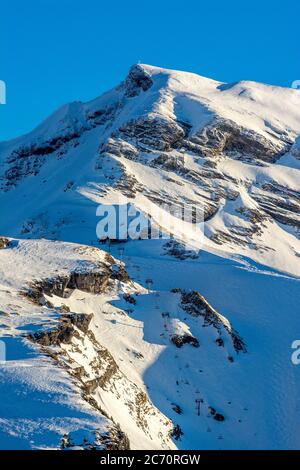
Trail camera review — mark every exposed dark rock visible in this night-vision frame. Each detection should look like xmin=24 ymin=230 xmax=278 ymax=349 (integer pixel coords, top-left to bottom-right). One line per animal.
xmin=163 ymin=240 xmax=199 ymax=260
xmin=60 ymin=424 xmax=130 ymax=450
xmin=84 ymin=379 xmax=99 ymax=394
xmin=100 ymin=137 xmax=139 ymax=160
xmin=112 ymin=166 xmax=143 ymax=198
xmin=7 ymin=132 xmax=81 ymax=161
xmin=210 ymin=229 xmax=272 ymax=252
xmin=67 ymin=270 xmax=112 ymax=294
xmin=172 ymin=289 xmax=247 ymax=353
xmin=86 ymin=104 xmax=119 ymax=127
xmin=91 ymin=347 xmax=119 ymax=391
xmin=24 ymin=260 xmax=129 ymax=305
xmin=178 ymin=117 xmax=291 ymax=163
xmin=29 ymin=313 xmax=93 ymax=346
xmin=170 ymin=333 xmax=200 ymax=348
xmin=123 ymin=293 xmax=136 ymax=305
xmin=110 ymin=264 xmax=130 ymax=283
xmin=252 ymin=182 xmax=300 ymax=229
xmin=0 ymin=237 xmax=10 ymax=249
xmin=99 ymin=424 xmax=131 ymax=450
xmin=118 ymin=116 xmax=186 ymax=152
xmin=59 ymin=304 xmax=70 ymax=313
xmin=2 ymin=132 xmax=82 ymax=190
xmin=70 ymin=365 xmax=85 ymax=380
xmin=29 ymin=322 xmax=75 ymax=346
xmin=62 ymin=313 xmax=93 ymax=333
xmin=124 ymin=64 xmax=153 ymax=98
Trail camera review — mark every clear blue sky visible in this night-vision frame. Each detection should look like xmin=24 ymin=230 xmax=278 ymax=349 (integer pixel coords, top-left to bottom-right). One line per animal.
xmin=1 ymin=0 xmax=299 ymax=141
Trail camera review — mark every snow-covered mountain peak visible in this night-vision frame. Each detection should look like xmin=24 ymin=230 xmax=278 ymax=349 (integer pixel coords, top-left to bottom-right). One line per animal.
xmin=121 ymin=64 xmax=300 ymax=137
xmin=1 ymin=64 xmax=300 ymax=450
xmin=2 ymin=63 xmax=299 ymax=158
xmin=1 ymin=64 xmax=300 ymax=276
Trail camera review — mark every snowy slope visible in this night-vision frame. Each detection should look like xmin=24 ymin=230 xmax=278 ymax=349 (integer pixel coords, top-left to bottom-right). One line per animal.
xmin=0 ymin=239 xmax=128 ymax=449
xmin=0 ymin=238 xmax=175 ymax=449
xmin=0 ymin=64 xmax=300 ymax=449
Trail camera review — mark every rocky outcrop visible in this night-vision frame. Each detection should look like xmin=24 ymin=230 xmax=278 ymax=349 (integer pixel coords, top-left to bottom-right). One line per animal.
xmin=0 ymin=237 xmax=10 ymax=249
xmin=1 ymin=132 xmax=82 ymax=190
xmin=24 ymin=261 xmax=130 ymax=304
xmin=177 ymin=117 xmax=291 ymax=163
xmin=61 ymin=424 xmax=130 ymax=450
xmin=98 ymin=425 xmax=131 ymax=450
xmin=24 ymin=271 xmax=110 ymax=304
xmin=7 ymin=132 xmax=81 ymax=161
xmin=208 ymin=202 xmax=271 ymax=251
xmin=124 ymin=64 xmax=153 ymax=98
xmin=163 ymin=240 xmax=199 ymax=260
xmin=172 ymin=289 xmax=246 ymax=353
xmin=117 ymin=116 xmax=186 ymax=152
xmin=111 ymin=109 xmax=290 ymax=166
xmin=252 ymin=182 xmax=300 ymax=229
xmin=100 ymin=137 xmax=139 ymax=160
xmin=29 ymin=313 xmax=93 ymax=346
xmin=170 ymin=333 xmax=199 ymax=348
xmin=86 ymin=103 xmax=120 ymax=128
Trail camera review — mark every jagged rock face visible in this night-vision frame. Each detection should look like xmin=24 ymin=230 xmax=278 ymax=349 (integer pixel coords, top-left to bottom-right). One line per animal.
xmin=2 ymin=133 xmax=81 ymax=190
xmin=114 ymin=112 xmax=288 ymax=164
xmin=24 ymin=262 xmax=129 ymax=304
xmin=163 ymin=240 xmax=199 ymax=260
xmin=24 ymin=272 xmax=110 ymax=303
xmin=0 ymin=237 xmax=10 ymax=249
xmin=104 ymin=110 xmax=297 ymax=242
xmin=61 ymin=425 xmax=130 ymax=450
xmin=170 ymin=333 xmax=200 ymax=348
xmin=30 ymin=313 xmax=93 ymax=346
xmin=124 ymin=64 xmax=153 ymax=97
xmin=173 ymin=289 xmax=247 ymax=354
xmin=177 ymin=118 xmax=291 ymax=162
xmin=251 ymin=183 xmax=300 ymax=229
xmin=117 ymin=116 xmax=186 ymax=152
xmin=86 ymin=103 xmax=120 ymax=128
